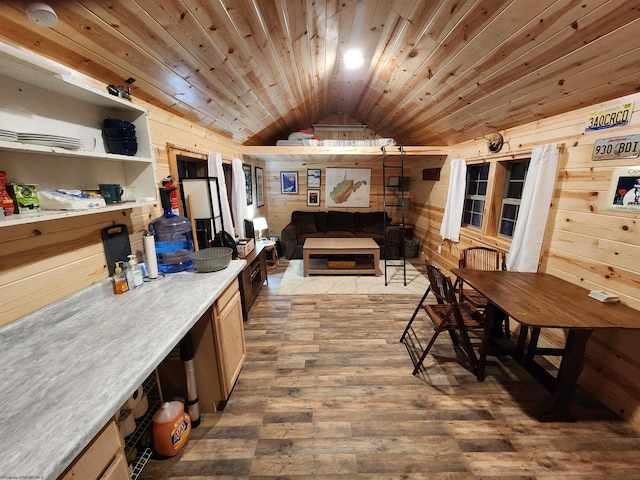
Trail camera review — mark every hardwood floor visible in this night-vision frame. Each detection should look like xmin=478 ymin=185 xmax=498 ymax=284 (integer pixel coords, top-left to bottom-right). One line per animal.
xmin=140 ymin=261 xmax=640 ymax=479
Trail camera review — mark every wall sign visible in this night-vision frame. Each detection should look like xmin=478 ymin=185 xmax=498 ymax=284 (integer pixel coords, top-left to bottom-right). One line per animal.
xmin=605 ymin=165 xmax=640 ymax=212
xmin=592 ymin=134 xmax=640 ymax=161
xmin=585 ymin=102 xmax=634 ymax=133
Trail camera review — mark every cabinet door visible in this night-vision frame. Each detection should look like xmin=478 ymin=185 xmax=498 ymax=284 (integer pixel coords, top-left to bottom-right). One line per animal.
xmin=60 ymin=420 xmax=126 ymax=480
xmin=213 ymin=290 xmax=246 ymax=397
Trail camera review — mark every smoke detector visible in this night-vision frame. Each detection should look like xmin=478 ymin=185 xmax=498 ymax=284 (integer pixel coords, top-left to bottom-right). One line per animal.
xmin=26 ymin=3 xmax=58 ymax=28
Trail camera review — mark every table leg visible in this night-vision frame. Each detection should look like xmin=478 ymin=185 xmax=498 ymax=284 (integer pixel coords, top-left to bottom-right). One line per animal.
xmin=303 ymin=249 xmax=309 ymax=277
xmin=540 ymin=329 xmax=594 ymax=422
xmin=373 ymin=249 xmax=381 ymax=276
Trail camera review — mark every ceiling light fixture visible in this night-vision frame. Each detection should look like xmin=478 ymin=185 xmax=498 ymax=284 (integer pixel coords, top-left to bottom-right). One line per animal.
xmin=344 ymin=49 xmax=364 ymax=69
xmin=26 ymin=2 xmax=58 ymax=28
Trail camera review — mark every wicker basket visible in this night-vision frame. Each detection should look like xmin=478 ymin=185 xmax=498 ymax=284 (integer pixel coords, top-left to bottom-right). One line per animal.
xmin=189 ymin=247 xmax=233 ymax=272
xmin=404 ymin=239 xmax=419 ymax=258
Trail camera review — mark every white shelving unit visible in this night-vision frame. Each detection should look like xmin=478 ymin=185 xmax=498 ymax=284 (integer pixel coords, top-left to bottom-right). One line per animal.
xmin=0 ymin=41 xmax=157 ymax=227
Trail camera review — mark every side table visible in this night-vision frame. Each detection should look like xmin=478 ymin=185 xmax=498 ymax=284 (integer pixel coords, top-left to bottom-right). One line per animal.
xmin=257 ymin=239 xmax=279 ymax=268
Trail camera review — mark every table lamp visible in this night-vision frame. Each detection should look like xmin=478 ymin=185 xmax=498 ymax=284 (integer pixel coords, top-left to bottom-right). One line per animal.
xmin=253 ymin=216 xmax=268 ymax=241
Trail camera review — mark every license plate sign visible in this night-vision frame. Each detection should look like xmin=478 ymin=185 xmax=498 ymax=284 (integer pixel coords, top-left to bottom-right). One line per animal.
xmin=592 ymin=135 xmax=640 ymax=161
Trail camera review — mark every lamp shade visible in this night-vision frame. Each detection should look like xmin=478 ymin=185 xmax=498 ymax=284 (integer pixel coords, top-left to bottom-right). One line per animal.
xmin=253 ymin=216 xmax=268 ymax=231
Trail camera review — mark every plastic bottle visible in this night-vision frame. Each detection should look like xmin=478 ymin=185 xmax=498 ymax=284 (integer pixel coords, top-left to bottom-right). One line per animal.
xmin=148 ymin=187 xmax=194 ymax=273
xmin=152 ymin=400 xmax=191 ymax=457
xmin=126 ymin=254 xmax=144 ymax=288
xmin=0 ymin=171 xmax=14 ymax=216
xmin=112 ymin=262 xmax=129 ymax=294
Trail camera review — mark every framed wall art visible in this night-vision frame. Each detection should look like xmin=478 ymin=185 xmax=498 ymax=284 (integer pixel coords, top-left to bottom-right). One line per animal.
xmin=307 ymin=168 xmax=321 ymax=188
xmin=280 ymin=171 xmax=298 ymax=194
xmin=255 ymin=166 xmax=264 ymax=207
xmin=307 ymin=189 xmax=320 ymax=206
xmin=325 ymin=168 xmax=371 ymax=207
xmin=605 ymin=165 xmax=640 ymax=212
xmin=242 ymin=164 xmax=253 ymax=205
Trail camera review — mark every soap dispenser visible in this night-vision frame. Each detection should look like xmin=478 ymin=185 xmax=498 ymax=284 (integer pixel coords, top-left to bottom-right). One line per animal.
xmin=126 ymin=254 xmax=144 ymax=288
xmin=112 ymin=262 xmax=129 ymax=294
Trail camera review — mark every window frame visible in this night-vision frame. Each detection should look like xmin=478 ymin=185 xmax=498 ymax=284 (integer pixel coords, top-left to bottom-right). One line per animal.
xmin=459 ymin=153 xmax=532 ymax=246
xmin=497 ymin=159 xmax=530 ymax=238
xmin=462 ymin=163 xmax=490 ymax=229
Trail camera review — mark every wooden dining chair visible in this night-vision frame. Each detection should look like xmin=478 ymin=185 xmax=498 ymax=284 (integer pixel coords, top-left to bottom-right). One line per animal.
xmin=457 ymin=246 xmax=509 ymax=337
xmin=401 ymin=263 xmax=485 ymax=376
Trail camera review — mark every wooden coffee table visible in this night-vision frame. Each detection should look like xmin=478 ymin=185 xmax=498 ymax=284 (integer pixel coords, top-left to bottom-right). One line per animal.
xmin=303 ymin=237 xmax=381 ymax=277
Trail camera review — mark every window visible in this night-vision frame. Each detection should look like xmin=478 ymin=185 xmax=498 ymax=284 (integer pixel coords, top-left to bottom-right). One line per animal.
xmin=498 ymin=160 xmax=529 ymax=237
xmin=462 ymin=164 xmax=490 ymax=228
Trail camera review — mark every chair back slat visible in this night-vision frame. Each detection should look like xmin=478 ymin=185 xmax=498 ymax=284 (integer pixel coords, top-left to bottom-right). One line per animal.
xmin=459 ymin=246 xmax=505 ymax=271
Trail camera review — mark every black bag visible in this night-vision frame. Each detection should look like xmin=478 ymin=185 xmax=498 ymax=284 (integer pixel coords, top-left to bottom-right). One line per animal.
xmin=212 ymin=230 xmax=238 ymax=258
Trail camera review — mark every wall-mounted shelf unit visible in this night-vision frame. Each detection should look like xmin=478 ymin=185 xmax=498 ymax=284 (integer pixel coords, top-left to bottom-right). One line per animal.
xmin=0 ymin=41 xmax=157 ymax=228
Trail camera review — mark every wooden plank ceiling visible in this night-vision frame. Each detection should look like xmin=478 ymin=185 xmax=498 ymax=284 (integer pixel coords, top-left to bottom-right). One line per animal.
xmin=1 ymin=0 xmax=640 ymax=147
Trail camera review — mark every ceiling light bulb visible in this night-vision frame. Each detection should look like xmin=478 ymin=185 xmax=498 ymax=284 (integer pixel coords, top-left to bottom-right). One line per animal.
xmin=26 ymin=2 xmax=58 ymax=28
xmin=344 ymin=49 xmax=364 ymax=69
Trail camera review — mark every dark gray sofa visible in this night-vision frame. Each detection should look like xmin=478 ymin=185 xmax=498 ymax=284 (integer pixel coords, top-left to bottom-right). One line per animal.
xmin=280 ymin=210 xmax=402 ymax=259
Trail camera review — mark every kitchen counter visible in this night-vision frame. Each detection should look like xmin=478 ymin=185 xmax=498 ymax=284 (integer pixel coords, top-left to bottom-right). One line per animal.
xmin=0 ymin=260 xmax=245 ymax=480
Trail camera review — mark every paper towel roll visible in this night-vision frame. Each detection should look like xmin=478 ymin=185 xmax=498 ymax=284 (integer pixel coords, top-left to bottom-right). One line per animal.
xmin=117 ymin=409 xmax=136 ymax=437
xmin=132 ymin=392 xmax=149 ymax=419
xmin=123 ymin=384 xmax=144 ymax=410
xmin=143 ymin=232 xmax=158 ymax=279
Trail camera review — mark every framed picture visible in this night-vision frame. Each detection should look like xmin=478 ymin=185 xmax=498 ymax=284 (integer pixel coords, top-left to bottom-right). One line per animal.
xmin=605 ymin=165 xmax=640 ymax=212
xmin=255 ymin=166 xmax=265 ymax=207
xmin=307 ymin=189 xmax=320 ymax=206
xmin=325 ymin=168 xmax=371 ymax=207
xmin=280 ymin=171 xmax=298 ymax=194
xmin=242 ymin=164 xmax=253 ymax=205
xmin=307 ymin=168 xmax=321 ymax=188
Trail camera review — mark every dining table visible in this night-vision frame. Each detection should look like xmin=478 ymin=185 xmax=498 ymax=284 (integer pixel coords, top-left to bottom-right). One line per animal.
xmin=451 ymin=269 xmax=639 ymax=422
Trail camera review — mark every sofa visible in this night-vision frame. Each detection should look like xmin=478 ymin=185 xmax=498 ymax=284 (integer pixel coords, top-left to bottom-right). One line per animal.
xmin=280 ymin=210 xmax=403 ymax=259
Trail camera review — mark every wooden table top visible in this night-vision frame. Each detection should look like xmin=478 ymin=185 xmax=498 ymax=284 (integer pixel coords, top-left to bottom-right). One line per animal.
xmin=303 ymin=237 xmax=379 ymax=250
xmin=451 ymin=269 xmax=638 ymax=330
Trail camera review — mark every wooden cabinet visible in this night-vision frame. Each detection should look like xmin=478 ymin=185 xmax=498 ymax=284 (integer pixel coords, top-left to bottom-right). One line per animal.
xmin=238 ymin=243 xmax=268 ymax=320
xmin=191 ymin=278 xmax=246 ymax=412
xmin=0 ymin=41 xmax=156 ymax=227
xmin=60 ymin=420 xmax=128 ymax=480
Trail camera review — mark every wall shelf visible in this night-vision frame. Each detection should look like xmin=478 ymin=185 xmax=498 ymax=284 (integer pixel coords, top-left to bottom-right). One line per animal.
xmin=0 ymin=41 xmax=157 ymax=228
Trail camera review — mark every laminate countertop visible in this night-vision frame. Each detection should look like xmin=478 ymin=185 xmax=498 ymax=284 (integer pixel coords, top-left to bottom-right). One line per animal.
xmin=0 ymin=260 xmax=245 ymax=480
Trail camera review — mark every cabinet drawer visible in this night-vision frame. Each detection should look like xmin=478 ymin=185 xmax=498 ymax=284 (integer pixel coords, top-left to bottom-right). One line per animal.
xmin=215 ymin=278 xmax=239 ymax=316
xmin=100 ymin=451 xmax=129 ymax=480
xmin=60 ymin=420 xmax=124 ymax=480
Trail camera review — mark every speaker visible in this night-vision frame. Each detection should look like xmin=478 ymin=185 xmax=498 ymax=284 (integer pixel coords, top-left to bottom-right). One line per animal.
xmin=244 ymin=219 xmax=255 ymax=239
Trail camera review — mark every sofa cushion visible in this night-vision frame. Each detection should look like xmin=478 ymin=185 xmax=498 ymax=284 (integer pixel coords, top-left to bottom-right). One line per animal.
xmin=293 ymin=212 xmax=317 ymax=234
xmin=315 ymin=211 xmax=328 ymax=232
xmin=327 ymin=210 xmax=354 ymax=232
xmin=355 ymin=212 xmax=388 ymax=235
xmin=298 ymin=232 xmax=326 ymax=243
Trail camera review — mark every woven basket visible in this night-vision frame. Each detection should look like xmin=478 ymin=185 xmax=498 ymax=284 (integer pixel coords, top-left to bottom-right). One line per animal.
xmin=189 ymin=247 xmax=233 ymax=272
xmin=404 ymin=239 xmax=419 ymax=258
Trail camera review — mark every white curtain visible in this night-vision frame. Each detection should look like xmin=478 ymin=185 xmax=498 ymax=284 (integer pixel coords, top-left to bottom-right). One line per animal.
xmin=231 ymin=158 xmax=248 ymax=238
xmin=440 ymin=158 xmax=467 ymax=242
xmin=207 ymin=152 xmax=235 ymax=238
xmin=507 ymin=144 xmax=559 ymax=272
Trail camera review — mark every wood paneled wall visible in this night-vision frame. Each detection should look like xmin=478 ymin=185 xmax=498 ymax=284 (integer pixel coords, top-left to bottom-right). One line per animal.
xmin=412 ymin=94 xmax=640 ymax=428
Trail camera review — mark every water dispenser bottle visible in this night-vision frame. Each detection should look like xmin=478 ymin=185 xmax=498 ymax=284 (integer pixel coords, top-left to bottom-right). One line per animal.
xmin=148 ymin=187 xmax=194 ymax=273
